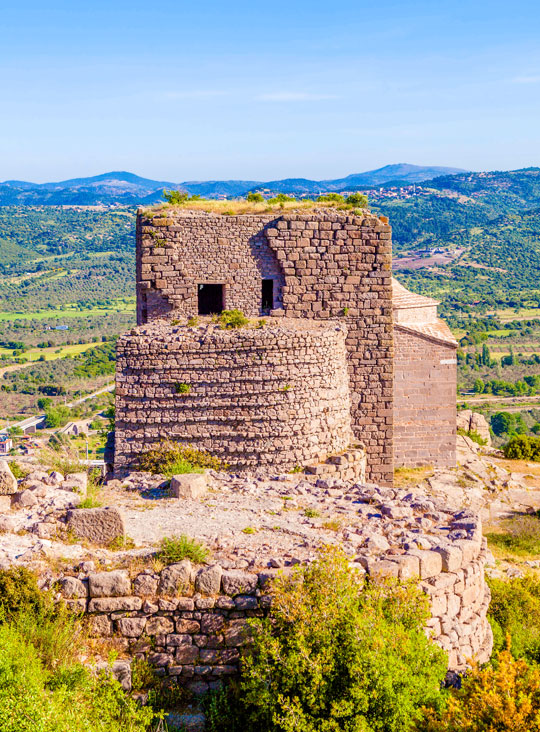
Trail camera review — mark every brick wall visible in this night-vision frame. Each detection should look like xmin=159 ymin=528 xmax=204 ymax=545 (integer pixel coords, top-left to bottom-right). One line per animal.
xmin=394 ymin=325 xmax=457 ymax=468
xmin=132 ymin=208 xmax=393 ymax=484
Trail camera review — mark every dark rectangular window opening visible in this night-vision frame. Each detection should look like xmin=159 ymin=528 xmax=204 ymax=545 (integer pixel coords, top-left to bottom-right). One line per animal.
xmin=198 ymin=283 xmax=224 ymax=315
xmin=262 ymin=279 xmax=274 ymax=312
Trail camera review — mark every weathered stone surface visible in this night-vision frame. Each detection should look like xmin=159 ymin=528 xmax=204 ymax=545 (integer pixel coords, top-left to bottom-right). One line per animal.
xmin=65 ymin=472 xmax=88 ymax=492
xmin=88 ymin=570 xmax=131 ymax=598
xmin=221 ymin=570 xmax=258 ymax=596
xmin=66 ymin=507 xmax=124 ymax=545
xmin=159 ymin=560 xmax=192 ymax=595
xmin=0 ymin=460 xmax=17 ymax=496
xmin=116 ymin=617 xmax=147 ymax=637
xmin=133 ymin=573 xmax=159 ymax=596
xmin=195 ymin=564 xmax=223 ymax=595
xmin=88 ymin=597 xmax=142 ymax=612
xmin=145 ymin=616 xmax=174 ymax=635
xmin=11 ymin=489 xmax=38 ymax=508
xmin=457 ymin=410 xmax=491 ymax=447
xmin=58 ymin=576 xmax=88 ymax=599
xmin=0 ymin=515 xmax=16 ymax=532
xmin=170 ymin=473 xmax=208 ymax=500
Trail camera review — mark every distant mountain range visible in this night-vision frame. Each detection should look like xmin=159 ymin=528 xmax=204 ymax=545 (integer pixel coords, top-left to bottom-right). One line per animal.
xmin=0 ymin=164 xmax=466 ymax=206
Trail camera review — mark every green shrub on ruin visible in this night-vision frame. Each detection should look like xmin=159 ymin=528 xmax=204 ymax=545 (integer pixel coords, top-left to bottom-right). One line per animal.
xmin=345 ymin=192 xmax=368 ymax=207
xmin=316 ymin=193 xmax=345 ymax=203
xmin=0 ymin=567 xmax=48 ymax=622
xmin=208 ymin=547 xmax=447 ymax=732
xmin=138 ymin=440 xmax=227 ymax=475
xmin=214 ymin=309 xmax=249 ymax=329
xmin=157 ymin=534 xmax=209 ymax=564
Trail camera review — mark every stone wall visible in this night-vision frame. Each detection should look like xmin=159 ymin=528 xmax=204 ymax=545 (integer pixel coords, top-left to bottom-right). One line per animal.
xmin=133 ymin=208 xmax=393 ymax=484
xmin=58 ymin=525 xmax=492 ymax=691
xmin=115 ymin=319 xmax=353 ymax=471
xmin=393 ymin=325 xmax=457 ymax=468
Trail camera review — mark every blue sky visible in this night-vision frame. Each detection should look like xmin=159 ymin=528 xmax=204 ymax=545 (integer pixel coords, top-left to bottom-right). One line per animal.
xmin=1 ymin=0 xmax=540 ymax=182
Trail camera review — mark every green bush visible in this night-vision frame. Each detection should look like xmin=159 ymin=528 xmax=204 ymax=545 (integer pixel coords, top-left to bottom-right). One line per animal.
xmin=267 ymin=193 xmax=296 ymax=204
xmin=345 ymin=192 xmax=368 ymax=207
xmin=214 ymin=309 xmax=249 ymax=329
xmin=456 ymin=428 xmax=487 ymax=446
xmin=0 ymin=567 xmax=48 ymax=622
xmin=316 ymin=193 xmax=345 ymax=203
xmin=488 ymin=575 xmax=540 ymax=662
xmin=209 ymin=547 xmax=447 ymax=732
xmin=0 ymin=622 xmax=154 ymax=732
xmin=139 ymin=441 xmax=227 ymax=475
xmin=44 ymin=404 xmax=71 ymax=428
xmin=157 ymin=534 xmax=209 ymax=564
xmin=419 ymin=645 xmax=540 ymax=732
xmin=163 ymin=189 xmax=188 ymax=204
xmin=503 ymin=434 xmax=540 ymax=460
xmin=246 ymin=192 xmax=264 ymax=202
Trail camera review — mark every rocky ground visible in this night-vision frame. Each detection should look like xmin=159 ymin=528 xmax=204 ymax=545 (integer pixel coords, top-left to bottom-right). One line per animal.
xmin=0 ymin=431 xmax=537 ymax=577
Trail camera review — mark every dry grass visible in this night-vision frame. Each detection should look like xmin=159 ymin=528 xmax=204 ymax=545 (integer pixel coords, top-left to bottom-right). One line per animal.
xmin=492 ymin=458 xmax=540 ymax=478
xmin=143 ymin=199 xmax=371 ymax=217
xmin=394 ymin=465 xmax=435 ymax=488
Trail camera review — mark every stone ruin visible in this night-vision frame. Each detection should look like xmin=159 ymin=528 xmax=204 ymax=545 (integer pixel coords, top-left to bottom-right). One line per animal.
xmin=113 ymin=206 xmax=457 ymax=484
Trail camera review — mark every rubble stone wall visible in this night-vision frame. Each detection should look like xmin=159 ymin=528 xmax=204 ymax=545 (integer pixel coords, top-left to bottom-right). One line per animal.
xmin=59 ymin=533 xmax=492 ymax=693
xmin=115 ymin=320 xmax=353 ymax=471
xmin=393 ymin=326 xmax=457 ymax=468
xmin=133 ymin=209 xmax=393 ymax=484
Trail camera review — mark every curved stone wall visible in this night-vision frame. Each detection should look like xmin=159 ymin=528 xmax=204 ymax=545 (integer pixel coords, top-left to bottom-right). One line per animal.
xmin=57 ymin=515 xmax=492 ymax=695
xmin=115 ymin=319 xmax=353 ymax=471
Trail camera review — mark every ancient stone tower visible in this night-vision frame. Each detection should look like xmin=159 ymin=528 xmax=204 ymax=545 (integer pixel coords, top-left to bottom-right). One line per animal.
xmin=114 ymin=206 xmax=456 ymax=484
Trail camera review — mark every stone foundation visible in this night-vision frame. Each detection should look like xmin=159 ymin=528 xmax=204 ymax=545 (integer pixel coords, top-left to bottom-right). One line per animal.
xmin=115 ymin=319 xmax=353 ymax=471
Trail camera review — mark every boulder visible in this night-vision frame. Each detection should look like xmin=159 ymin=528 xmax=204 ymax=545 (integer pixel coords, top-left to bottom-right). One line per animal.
xmin=11 ymin=489 xmax=38 ymax=509
xmin=0 ymin=515 xmax=16 ymax=532
xmin=66 ymin=506 xmax=124 ymax=545
xmin=48 ymin=471 xmax=64 ymax=485
xmin=62 ymin=472 xmax=88 ymax=496
xmin=195 ymin=564 xmax=223 ymax=595
xmin=88 ymin=570 xmax=131 ymax=598
xmin=159 ymin=560 xmax=192 ymax=595
xmin=58 ymin=576 xmax=88 ymax=599
xmin=221 ymin=569 xmax=258 ymax=596
xmin=170 ymin=473 xmax=208 ymax=500
xmin=457 ymin=409 xmax=491 ymax=447
xmin=0 ymin=461 xmax=17 ymax=496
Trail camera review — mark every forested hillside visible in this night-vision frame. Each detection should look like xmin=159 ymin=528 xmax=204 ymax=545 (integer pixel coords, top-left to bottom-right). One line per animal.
xmin=375 ymin=168 xmax=540 ymax=316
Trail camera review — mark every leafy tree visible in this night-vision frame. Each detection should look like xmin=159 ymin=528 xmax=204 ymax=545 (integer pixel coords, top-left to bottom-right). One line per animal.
xmin=473 ymin=378 xmax=484 ymax=394
xmin=491 ymin=411 xmax=514 ymax=436
xmin=503 ymin=434 xmax=540 ymax=461
xmin=43 ymin=405 xmax=71 ymax=428
xmin=346 ymin=192 xmax=368 ymax=207
xmin=162 ymin=189 xmax=189 ymax=204
xmin=246 ymin=192 xmax=264 ymax=202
